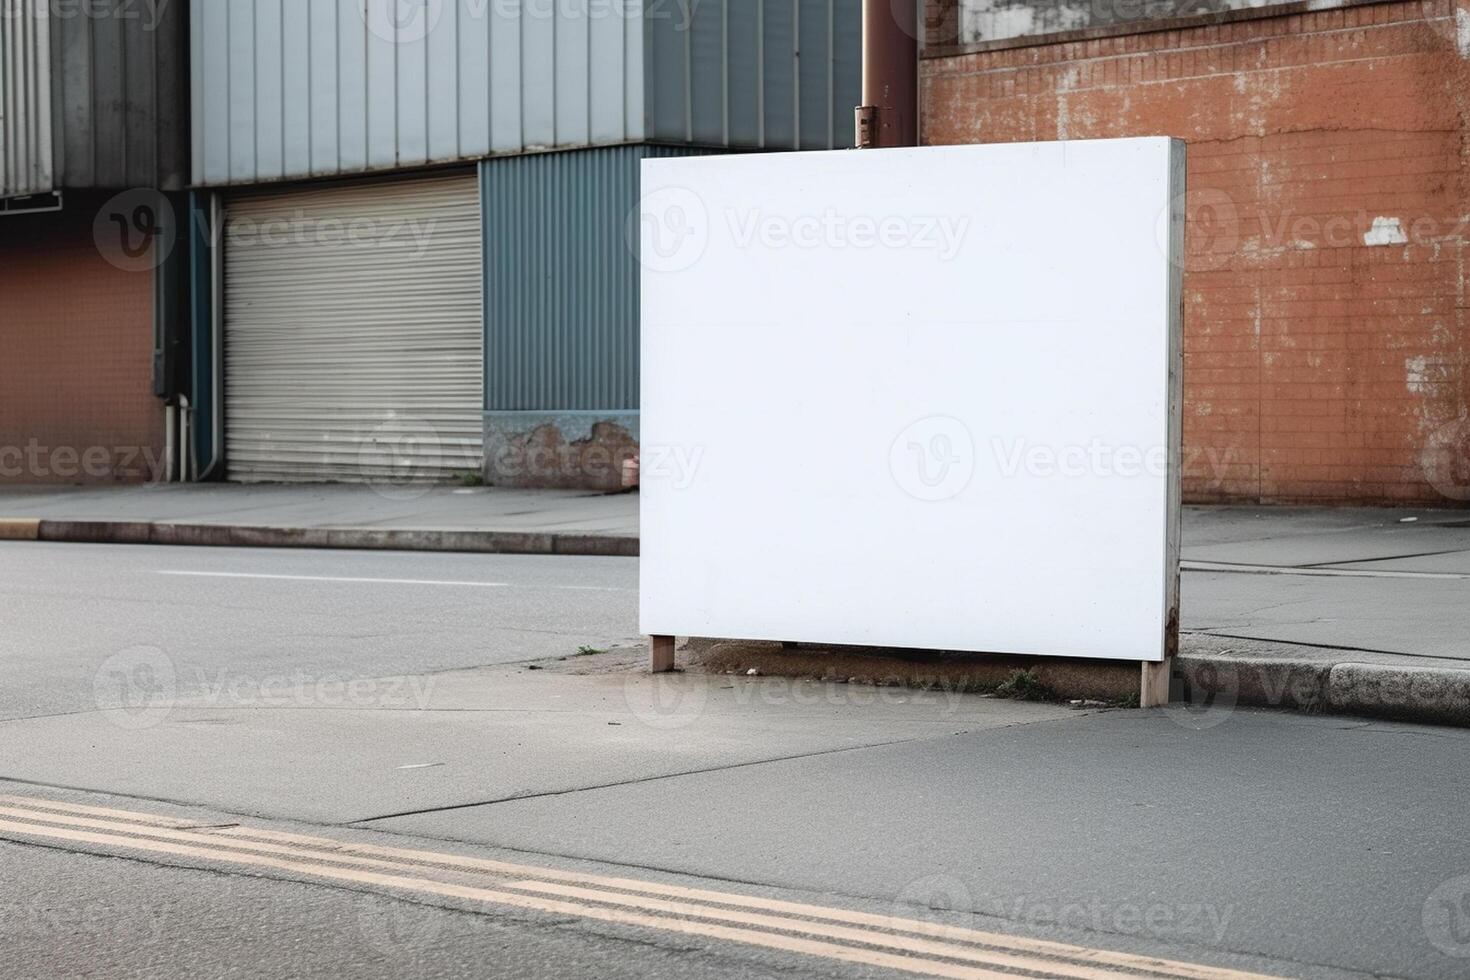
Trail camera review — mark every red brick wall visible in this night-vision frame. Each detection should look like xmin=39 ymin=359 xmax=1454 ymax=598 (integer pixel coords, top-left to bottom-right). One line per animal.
xmin=923 ymin=0 xmax=1470 ymax=504
xmin=0 ymin=199 xmax=163 ymax=484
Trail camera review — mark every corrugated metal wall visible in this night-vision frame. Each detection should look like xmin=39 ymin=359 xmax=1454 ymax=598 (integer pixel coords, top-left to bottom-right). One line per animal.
xmin=191 ymin=0 xmax=646 ymax=186
xmin=1 ymin=0 xmax=187 ymax=197
xmin=191 ymin=0 xmax=862 ymax=186
xmin=482 ymin=145 xmax=704 ymax=412
xmin=646 ymin=0 xmax=862 ymax=150
xmin=52 ymin=0 xmax=188 ymax=190
xmin=0 ymin=0 xmax=53 ymax=197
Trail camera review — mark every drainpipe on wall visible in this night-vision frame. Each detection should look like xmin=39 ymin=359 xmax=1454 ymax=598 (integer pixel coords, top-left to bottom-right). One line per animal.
xmin=855 ymin=0 xmax=919 ymax=148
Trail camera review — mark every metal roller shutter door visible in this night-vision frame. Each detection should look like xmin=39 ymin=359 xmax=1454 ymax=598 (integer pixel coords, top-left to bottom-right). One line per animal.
xmin=224 ymin=173 xmax=483 ymax=483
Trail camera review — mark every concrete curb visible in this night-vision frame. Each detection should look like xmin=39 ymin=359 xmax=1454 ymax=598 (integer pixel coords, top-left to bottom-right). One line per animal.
xmin=12 ymin=519 xmax=640 ymax=558
xmin=1175 ymin=653 xmax=1470 ymax=727
xmin=688 ymin=643 xmax=1470 ymax=727
xmin=0 ymin=518 xmax=41 ymax=541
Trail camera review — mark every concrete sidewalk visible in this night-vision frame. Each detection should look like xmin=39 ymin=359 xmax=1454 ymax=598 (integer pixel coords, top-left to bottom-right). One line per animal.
xmin=0 ymin=483 xmax=639 ymax=556
xmin=1176 ymin=506 xmax=1470 ymax=727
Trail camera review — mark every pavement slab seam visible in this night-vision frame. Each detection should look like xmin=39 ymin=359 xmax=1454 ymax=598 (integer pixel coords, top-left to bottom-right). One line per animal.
xmin=1183 ymin=631 xmax=1470 ymax=664
xmin=1298 ymin=548 xmax=1470 ymax=568
xmin=0 ymin=703 xmax=1080 ymax=832
xmin=344 ymin=716 xmax=1083 ymax=826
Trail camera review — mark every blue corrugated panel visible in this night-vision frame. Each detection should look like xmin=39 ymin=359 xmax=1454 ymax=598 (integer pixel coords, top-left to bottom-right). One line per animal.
xmin=482 ymin=145 xmax=708 ymax=412
xmin=645 ymin=0 xmax=860 ymax=150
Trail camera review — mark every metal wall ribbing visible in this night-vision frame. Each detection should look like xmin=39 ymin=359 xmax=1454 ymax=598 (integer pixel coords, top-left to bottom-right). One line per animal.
xmin=191 ymin=0 xmax=647 ymax=186
xmin=2 ymin=0 xmax=187 ymax=197
xmin=645 ymin=0 xmax=862 ymax=151
xmin=190 ymin=0 xmax=863 ymax=187
xmin=0 ymin=0 xmax=53 ymax=197
xmin=224 ymin=171 xmax=484 ymax=482
xmin=482 ymin=144 xmax=702 ymax=413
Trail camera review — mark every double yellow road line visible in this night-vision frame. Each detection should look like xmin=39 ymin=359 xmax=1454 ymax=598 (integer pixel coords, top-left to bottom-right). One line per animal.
xmin=0 ymin=794 xmax=1280 ymax=980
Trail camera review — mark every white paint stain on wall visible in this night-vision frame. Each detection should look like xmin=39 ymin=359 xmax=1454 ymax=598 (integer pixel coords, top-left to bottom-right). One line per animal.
xmin=1363 ymin=216 xmax=1408 ymax=246
xmin=1458 ymin=7 xmax=1470 ymax=59
xmin=1405 ymin=355 xmax=1449 ymax=395
xmin=1406 ymin=355 xmax=1431 ymax=393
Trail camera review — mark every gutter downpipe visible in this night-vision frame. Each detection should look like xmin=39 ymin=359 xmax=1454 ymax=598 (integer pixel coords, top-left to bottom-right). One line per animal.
xmin=855 ymin=0 xmax=919 ymax=148
xmin=164 ymin=403 xmax=177 ymax=482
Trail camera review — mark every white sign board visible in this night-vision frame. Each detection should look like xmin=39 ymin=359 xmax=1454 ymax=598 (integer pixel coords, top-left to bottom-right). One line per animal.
xmin=640 ymin=138 xmax=1184 ymax=663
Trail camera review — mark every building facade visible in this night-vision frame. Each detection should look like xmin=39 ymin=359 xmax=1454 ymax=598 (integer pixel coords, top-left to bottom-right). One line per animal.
xmin=0 ymin=0 xmax=189 ymax=484
xmin=923 ymin=0 xmax=1469 ymax=504
xmin=187 ymin=0 xmax=862 ymax=489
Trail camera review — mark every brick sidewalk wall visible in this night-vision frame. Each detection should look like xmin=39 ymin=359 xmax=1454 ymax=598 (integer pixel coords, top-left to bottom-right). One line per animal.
xmin=0 ymin=199 xmax=163 ymax=484
xmin=923 ymin=0 xmax=1470 ymax=503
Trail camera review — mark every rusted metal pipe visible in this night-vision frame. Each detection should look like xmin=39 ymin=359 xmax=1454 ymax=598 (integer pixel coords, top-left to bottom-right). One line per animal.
xmin=855 ymin=0 xmax=918 ymax=148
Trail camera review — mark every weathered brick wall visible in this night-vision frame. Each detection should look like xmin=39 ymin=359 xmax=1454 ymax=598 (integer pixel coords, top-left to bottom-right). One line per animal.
xmin=923 ymin=0 xmax=1470 ymax=504
xmin=0 ymin=200 xmax=163 ymax=484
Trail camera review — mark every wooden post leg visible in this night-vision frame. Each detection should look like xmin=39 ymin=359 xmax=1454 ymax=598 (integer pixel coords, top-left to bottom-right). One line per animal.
xmin=650 ymin=635 xmax=676 ymax=674
xmin=1140 ymin=659 xmax=1171 ymax=707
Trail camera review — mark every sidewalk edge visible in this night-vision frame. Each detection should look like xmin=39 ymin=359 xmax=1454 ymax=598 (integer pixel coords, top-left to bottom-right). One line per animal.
xmin=22 ymin=519 xmax=640 ymax=558
xmin=1175 ymin=652 xmax=1470 ymax=727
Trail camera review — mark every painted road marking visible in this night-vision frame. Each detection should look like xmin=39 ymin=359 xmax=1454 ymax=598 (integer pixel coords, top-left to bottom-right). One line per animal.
xmin=0 ymin=795 xmax=1285 ymax=980
xmin=156 ymin=571 xmax=515 ymax=588
xmin=155 ymin=570 xmax=634 ymax=592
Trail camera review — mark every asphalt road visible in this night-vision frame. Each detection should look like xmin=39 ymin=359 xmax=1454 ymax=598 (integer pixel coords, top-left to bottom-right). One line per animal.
xmin=2 ymin=540 xmax=1467 ymax=980
xmin=0 ymin=541 xmax=641 ymax=721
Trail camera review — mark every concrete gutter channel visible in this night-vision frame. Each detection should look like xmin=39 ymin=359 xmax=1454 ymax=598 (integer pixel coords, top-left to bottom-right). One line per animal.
xmin=4 ymin=515 xmax=1466 ymax=728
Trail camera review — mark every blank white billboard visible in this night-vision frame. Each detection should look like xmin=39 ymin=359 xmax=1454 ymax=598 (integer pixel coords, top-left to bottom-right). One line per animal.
xmin=640 ymin=138 xmax=1184 ymax=663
